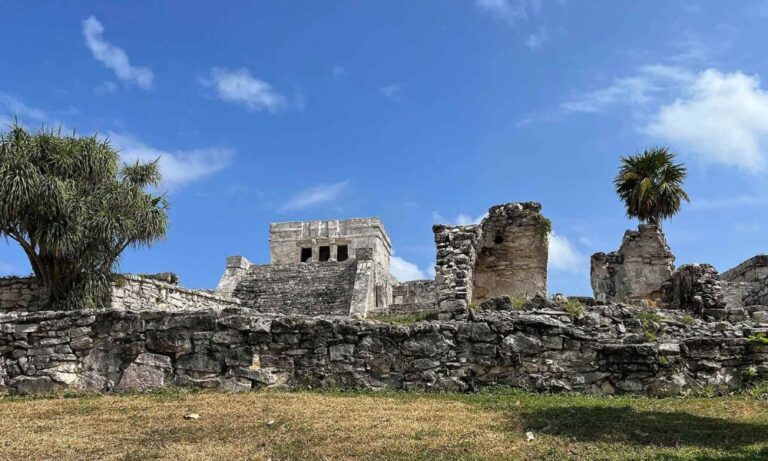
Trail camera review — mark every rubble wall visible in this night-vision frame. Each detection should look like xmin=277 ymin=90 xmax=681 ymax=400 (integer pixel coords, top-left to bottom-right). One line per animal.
xmin=2 ymin=305 xmax=767 ymax=396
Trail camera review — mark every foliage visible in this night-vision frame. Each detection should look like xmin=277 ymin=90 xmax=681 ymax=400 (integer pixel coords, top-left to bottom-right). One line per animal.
xmin=0 ymin=123 xmax=168 ymax=309
xmin=614 ymin=147 xmax=690 ymax=226
xmin=681 ymin=314 xmax=695 ymax=326
xmin=510 ymin=297 xmax=527 ymax=311
xmin=748 ymin=332 xmax=768 ymax=351
xmin=639 ymin=311 xmax=663 ymax=342
xmin=560 ymin=298 xmax=585 ymax=317
xmin=533 ymin=214 xmax=552 ymax=241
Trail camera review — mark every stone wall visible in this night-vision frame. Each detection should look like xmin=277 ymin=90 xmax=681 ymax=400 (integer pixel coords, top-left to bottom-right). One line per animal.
xmin=0 ymin=277 xmax=41 ymax=312
xmin=385 ymin=280 xmax=437 ymax=314
xmin=433 ymin=224 xmax=481 ymax=315
xmin=472 ymin=202 xmax=549 ymax=302
xmin=228 ymin=260 xmax=358 ymax=316
xmin=1 ymin=305 xmax=767 ymax=396
xmin=591 ymin=225 xmax=675 ymax=304
xmin=433 ymin=202 xmax=549 ymax=315
xmin=111 ymin=275 xmax=240 ymax=312
xmin=0 ymin=275 xmax=238 ymax=314
xmin=661 ymin=264 xmax=724 ymax=314
xmin=743 ymin=275 xmax=768 ymax=307
xmin=721 ymin=255 xmax=768 ymax=283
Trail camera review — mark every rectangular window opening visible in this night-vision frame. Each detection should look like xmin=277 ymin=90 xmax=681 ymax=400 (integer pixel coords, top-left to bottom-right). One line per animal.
xmin=300 ymin=247 xmax=312 ymax=262
xmin=319 ymin=246 xmax=331 ymax=262
xmin=337 ymin=245 xmax=349 ymax=262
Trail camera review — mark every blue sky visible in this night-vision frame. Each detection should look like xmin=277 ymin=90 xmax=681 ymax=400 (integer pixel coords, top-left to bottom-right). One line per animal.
xmin=2 ymin=0 xmax=768 ymax=295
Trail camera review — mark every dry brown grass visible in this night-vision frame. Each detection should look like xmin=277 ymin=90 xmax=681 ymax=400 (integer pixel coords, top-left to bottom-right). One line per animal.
xmin=0 ymin=390 xmax=522 ymax=461
xmin=1 ymin=388 xmax=768 ymax=460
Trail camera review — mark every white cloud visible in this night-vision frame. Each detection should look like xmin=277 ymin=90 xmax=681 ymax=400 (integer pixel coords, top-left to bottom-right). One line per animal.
xmin=548 ymin=232 xmax=585 ymax=273
xmin=646 ymin=69 xmax=768 ymax=172
xmin=0 ymin=92 xmax=48 ymax=125
xmin=281 ymin=181 xmax=349 ymax=211
xmin=432 ymin=211 xmax=487 ymax=226
xmin=202 ymin=68 xmax=285 ymax=112
xmin=561 ymin=64 xmax=693 ymax=114
xmin=475 ymin=0 xmax=540 ymax=24
xmin=379 ymin=84 xmax=403 ymax=102
xmin=94 ymin=81 xmax=118 ymax=95
xmin=525 ymin=27 xmax=547 ymax=51
xmin=108 ymin=132 xmax=232 ymax=188
xmin=82 ymin=16 xmax=154 ymax=90
xmin=690 ymin=194 xmax=768 ymax=210
xmin=390 ymin=256 xmax=428 ymax=281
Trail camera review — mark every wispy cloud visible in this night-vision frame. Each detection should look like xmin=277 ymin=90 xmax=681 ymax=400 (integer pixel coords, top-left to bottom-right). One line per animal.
xmin=548 ymin=232 xmax=585 ymax=273
xmin=390 ymin=255 xmax=430 ymax=281
xmin=474 ymin=0 xmax=541 ymax=24
xmin=0 ymin=92 xmax=48 ymax=126
xmin=525 ymin=27 xmax=548 ymax=51
xmin=432 ymin=211 xmax=487 ymax=226
xmin=560 ymin=64 xmax=694 ymax=114
xmin=331 ymin=65 xmax=347 ymax=80
xmin=82 ymin=16 xmax=154 ymax=90
xmin=108 ymin=132 xmax=233 ymax=188
xmin=281 ymin=180 xmax=350 ymax=211
xmin=201 ymin=67 xmax=285 ymax=112
xmin=379 ymin=84 xmax=403 ymax=102
xmin=690 ymin=194 xmax=768 ymax=210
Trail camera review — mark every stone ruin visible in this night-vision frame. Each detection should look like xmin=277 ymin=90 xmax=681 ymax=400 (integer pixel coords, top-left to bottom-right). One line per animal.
xmin=590 ymin=224 xmax=675 ymax=305
xmin=434 ymin=202 xmax=549 ymax=316
xmin=1 ymin=200 xmax=767 ymax=397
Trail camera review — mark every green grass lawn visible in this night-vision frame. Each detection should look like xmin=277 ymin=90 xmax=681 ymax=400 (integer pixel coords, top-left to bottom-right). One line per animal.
xmin=1 ymin=387 xmax=767 ymax=460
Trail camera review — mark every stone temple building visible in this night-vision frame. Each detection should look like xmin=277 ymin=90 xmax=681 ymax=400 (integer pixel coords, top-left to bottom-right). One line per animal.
xmin=215 ymin=202 xmax=551 ymax=318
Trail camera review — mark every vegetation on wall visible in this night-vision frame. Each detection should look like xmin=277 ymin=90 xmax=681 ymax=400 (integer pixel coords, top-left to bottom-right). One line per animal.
xmin=0 ymin=123 xmax=168 ymax=309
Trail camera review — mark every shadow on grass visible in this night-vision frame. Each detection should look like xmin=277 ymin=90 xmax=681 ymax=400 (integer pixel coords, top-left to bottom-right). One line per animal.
xmin=522 ymin=405 xmax=768 ymax=452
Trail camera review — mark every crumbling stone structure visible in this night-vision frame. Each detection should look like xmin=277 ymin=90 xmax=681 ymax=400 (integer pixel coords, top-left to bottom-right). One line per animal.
xmin=591 ymin=225 xmax=675 ymax=304
xmin=0 ymin=274 xmax=239 ymax=314
xmin=661 ymin=264 xmax=725 ymax=315
xmin=434 ymin=202 xmax=549 ymax=315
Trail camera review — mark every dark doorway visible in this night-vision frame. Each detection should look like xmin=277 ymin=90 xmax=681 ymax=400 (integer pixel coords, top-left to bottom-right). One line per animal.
xmin=337 ymin=245 xmax=349 ymax=261
xmin=300 ymin=247 xmax=312 ymax=262
xmin=319 ymin=246 xmax=331 ymax=262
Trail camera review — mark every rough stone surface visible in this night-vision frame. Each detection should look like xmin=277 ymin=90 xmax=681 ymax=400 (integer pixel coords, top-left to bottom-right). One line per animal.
xmin=591 ymin=225 xmax=675 ymax=304
xmin=434 ymin=202 xmax=549 ymax=314
xmin=721 ymin=255 xmax=768 ymax=283
xmin=229 ymin=260 xmax=358 ymax=316
xmin=1 ymin=304 xmax=766 ymax=396
xmin=661 ymin=264 xmax=725 ymax=314
xmin=473 ymin=203 xmax=549 ymax=301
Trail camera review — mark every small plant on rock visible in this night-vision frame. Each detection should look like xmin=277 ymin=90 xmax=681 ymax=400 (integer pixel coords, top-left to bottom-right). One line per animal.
xmin=560 ymin=299 xmax=585 ymax=317
xmin=511 ymin=298 xmax=527 ymax=311
xmin=748 ymin=332 xmax=768 ymax=351
xmin=681 ymin=314 xmax=695 ymax=326
xmin=639 ymin=311 xmax=664 ymax=342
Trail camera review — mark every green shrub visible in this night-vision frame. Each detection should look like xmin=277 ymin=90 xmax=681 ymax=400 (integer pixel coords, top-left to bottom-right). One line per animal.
xmin=561 ymin=299 xmax=585 ymax=317
xmin=510 ymin=298 xmax=527 ymax=311
xmin=681 ymin=314 xmax=695 ymax=326
xmin=748 ymin=332 xmax=768 ymax=351
xmin=638 ymin=311 xmax=663 ymax=342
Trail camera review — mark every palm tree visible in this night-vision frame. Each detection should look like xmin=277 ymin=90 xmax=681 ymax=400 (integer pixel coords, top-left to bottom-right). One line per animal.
xmin=614 ymin=147 xmax=689 ymax=227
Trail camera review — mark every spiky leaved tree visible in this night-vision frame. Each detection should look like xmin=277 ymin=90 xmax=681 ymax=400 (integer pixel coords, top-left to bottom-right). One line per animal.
xmin=0 ymin=123 xmax=168 ymax=309
xmin=614 ymin=147 xmax=689 ymax=227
